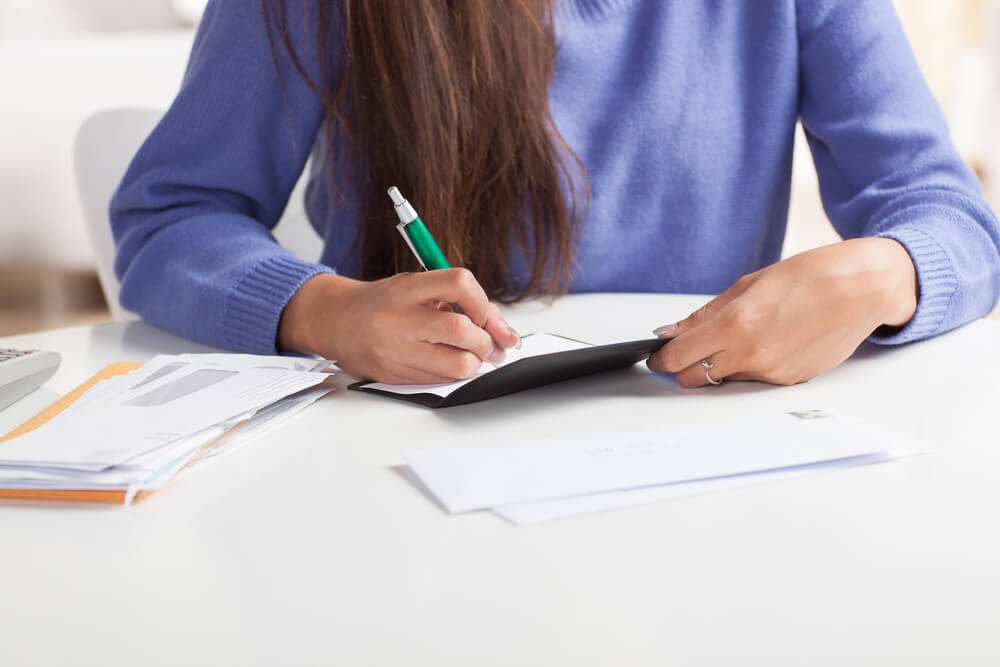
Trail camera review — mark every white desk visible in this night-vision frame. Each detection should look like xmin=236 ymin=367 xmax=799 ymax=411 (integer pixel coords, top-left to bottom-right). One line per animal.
xmin=0 ymin=294 xmax=998 ymax=666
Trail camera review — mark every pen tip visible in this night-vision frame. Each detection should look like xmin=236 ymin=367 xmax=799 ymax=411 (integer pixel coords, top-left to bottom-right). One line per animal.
xmin=387 ymin=186 xmax=404 ymax=206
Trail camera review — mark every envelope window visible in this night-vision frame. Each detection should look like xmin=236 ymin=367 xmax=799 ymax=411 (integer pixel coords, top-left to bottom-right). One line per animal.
xmin=124 ymin=369 xmax=238 ymax=407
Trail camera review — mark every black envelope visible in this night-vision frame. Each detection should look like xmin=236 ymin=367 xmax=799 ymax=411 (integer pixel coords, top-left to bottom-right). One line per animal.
xmin=348 ymin=335 xmax=669 ymax=408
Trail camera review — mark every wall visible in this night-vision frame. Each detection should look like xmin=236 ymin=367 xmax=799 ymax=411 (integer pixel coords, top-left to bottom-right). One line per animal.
xmin=0 ymin=0 xmax=202 ymax=334
xmin=0 ymin=1 xmax=182 ymax=35
xmin=0 ymin=2 xmax=197 ymax=269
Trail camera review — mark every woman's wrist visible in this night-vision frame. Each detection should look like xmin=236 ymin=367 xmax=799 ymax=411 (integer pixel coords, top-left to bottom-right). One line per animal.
xmin=865 ymin=237 xmax=919 ymax=328
xmin=277 ymin=273 xmax=361 ymax=357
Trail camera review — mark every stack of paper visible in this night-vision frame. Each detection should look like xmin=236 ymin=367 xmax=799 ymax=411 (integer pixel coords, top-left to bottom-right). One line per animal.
xmin=0 ymin=354 xmax=335 ymax=504
xmin=404 ymin=411 xmax=929 ymax=524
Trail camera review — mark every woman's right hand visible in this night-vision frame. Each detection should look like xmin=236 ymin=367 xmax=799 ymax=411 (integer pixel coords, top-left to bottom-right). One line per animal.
xmin=278 ymin=269 xmax=521 ymax=384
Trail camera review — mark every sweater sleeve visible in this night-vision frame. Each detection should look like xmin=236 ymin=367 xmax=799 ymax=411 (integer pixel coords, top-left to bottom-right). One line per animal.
xmin=110 ymin=0 xmax=335 ymax=354
xmin=796 ymin=0 xmax=1000 ymax=344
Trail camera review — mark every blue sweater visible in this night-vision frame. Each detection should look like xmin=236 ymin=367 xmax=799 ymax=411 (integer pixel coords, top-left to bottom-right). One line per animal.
xmin=111 ymin=0 xmax=1000 ymax=354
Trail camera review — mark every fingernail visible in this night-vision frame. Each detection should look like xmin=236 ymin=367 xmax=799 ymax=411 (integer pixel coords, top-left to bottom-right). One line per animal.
xmin=653 ymin=324 xmax=677 ymax=337
xmin=487 ymin=344 xmax=506 ymax=364
xmin=507 ymin=324 xmax=522 ymax=350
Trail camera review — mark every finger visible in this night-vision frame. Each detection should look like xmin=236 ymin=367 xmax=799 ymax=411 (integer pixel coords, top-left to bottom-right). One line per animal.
xmin=428 ymin=291 xmax=517 ymax=350
xmin=403 ymin=268 xmax=493 ymax=328
xmin=483 ymin=302 xmax=520 ymax=350
xmin=647 ymin=314 xmax=733 ymax=374
xmin=402 ymin=269 xmax=519 ymax=350
xmin=372 ymin=366 xmax=460 ymax=385
xmin=652 ymin=275 xmax=753 ymax=338
xmin=422 ymin=311 xmax=505 ymax=364
xmin=416 ymin=343 xmax=486 ymax=381
xmin=334 ymin=357 xmax=457 ymax=385
xmin=671 ymin=351 xmax=733 ymax=389
xmin=347 ymin=343 xmax=486 ymax=384
xmin=389 ymin=362 xmax=471 ymax=385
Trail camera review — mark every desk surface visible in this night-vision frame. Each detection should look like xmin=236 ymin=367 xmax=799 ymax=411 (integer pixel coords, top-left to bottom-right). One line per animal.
xmin=0 ymin=293 xmax=998 ymax=666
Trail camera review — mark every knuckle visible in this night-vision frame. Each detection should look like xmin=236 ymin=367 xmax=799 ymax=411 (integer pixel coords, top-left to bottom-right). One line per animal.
xmin=658 ymin=343 xmax=684 ymax=373
xmin=450 ymin=267 xmax=477 ymax=291
xmin=386 ymin=272 xmax=408 ymax=287
xmin=454 ymin=353 xmax=482 ymax=378
xmin=486 ymin=303 xmax=504 ymax=329
xmin=443 ymin=314 xmax=472 ymax=342
xmin=726 ymin=304 xmax=761 ymax=333
xmin=384 ymin=272 xmax=413 ymax=298
xmin=474 ymin=331 xmax=494 ymax=357
xmin=658 ymin=346 xmax=680 ymax=372
xmin=691 ymin=304 xmax=712 ymax=323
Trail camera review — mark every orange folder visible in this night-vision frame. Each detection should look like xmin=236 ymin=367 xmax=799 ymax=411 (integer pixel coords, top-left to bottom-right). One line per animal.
xmin=0 ymin=362 xmax=239 ymax=504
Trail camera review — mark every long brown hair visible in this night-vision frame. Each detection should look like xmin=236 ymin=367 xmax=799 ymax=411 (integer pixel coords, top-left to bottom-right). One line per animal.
xmin=263 ymin=0 xmax=583 ymax=301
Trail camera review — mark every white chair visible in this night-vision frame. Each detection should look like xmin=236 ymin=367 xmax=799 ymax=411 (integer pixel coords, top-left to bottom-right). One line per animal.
xmin=170 ymin=0 xmax=209 ymax=26
xmin=73 ymin=107 xmax=323 ymax=322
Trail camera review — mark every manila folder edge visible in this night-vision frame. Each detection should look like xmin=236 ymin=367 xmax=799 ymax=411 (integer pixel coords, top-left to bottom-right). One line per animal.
xmin=0 ymin=362 xmax=143 ymax=503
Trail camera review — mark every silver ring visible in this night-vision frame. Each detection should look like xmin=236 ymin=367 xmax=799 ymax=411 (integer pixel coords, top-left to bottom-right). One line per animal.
xmin=701 ymin=358 xmax=723 ymax=385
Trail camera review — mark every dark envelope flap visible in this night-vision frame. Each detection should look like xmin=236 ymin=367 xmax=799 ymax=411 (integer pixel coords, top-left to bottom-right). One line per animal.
xmin=349 ymin=336 xmax=668 ymax=408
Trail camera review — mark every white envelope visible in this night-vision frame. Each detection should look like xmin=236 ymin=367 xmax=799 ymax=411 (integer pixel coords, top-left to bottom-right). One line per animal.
xmin=406 ymin=411 xmax=928 ymax=514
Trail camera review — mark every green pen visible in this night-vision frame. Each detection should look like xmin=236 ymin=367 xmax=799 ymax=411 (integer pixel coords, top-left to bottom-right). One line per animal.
xmin=388 ymin=186 xmax=453 ymax=272
xmin=388 ymin=186 xmax=467 ymax=317
xmin=388 ymin=186 xmax=521 ymax=355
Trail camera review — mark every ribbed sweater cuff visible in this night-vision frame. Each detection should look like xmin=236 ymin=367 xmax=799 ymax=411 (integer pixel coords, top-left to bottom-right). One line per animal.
xmin=224 ymin=255 xmax=334 ymax=354
xmin=869 ymin=224 xmax=958 ymax=345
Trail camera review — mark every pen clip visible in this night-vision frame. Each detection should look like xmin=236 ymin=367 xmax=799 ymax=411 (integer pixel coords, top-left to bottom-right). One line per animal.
xmin=396 ymin=220 xmax=429 ymax=271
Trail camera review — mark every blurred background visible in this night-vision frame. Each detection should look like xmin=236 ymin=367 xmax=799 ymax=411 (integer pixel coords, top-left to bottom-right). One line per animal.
xmin=1 ymin=0 xmax=999 ymax=336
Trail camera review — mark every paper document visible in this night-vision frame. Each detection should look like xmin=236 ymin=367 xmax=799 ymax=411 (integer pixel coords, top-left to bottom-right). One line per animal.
xmin=0 ymin=354 xmax=336 ymax=504
xmin=0 ymin=355 xmax=329 ymax=470
xmin=405 ymin=411 xmax=927 ymax=515
xmin=491 ymin=452 xmax=901 ymax=524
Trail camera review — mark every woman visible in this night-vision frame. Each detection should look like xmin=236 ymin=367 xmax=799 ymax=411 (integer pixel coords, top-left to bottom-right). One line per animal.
xmin=111 ymin=0 xmax=1000 ymax=387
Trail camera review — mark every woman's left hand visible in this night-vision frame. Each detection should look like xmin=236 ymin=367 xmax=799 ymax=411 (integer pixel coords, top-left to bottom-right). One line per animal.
xmin=647 ymin=238 xmax=919 ymax=387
